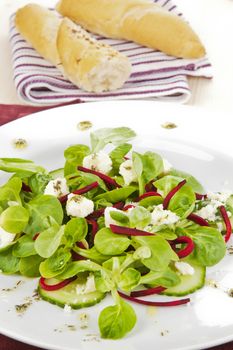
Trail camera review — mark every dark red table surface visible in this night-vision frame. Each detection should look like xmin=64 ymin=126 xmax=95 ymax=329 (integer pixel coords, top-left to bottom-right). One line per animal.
xmin=0 ymin=103 xmax=233 ymax=350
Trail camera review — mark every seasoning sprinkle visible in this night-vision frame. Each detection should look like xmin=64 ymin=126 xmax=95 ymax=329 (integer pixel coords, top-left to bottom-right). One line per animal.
xmin=160 ymin=330 xmax=169 ymax=336
xmin=77 ymin=121 xmax=93 ymax=131
xmin=13 ymin=138 xmax=28 ymax=149
xmin=161 ymin=122 xmax=177 ymax=130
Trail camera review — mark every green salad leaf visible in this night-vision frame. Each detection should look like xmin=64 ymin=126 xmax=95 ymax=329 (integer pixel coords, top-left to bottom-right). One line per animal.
xmin=99 ymin=295 xmax=136 ymax=339
xmin=90 ymin=127 xmax=136 ymax=153
xmin=0 ymin=158 xmax=45 ymax=177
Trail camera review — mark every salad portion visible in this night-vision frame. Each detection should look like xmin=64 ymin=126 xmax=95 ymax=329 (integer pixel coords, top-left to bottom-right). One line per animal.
xmin=0 ymin=127 xmax=232 ymax=339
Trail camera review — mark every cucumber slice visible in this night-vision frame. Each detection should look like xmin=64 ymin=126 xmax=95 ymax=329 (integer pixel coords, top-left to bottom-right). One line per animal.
xmin=163 ymin=262 xmax=206 ymax=297
xmin=38 ymin=278 xmax=105 ymax=309
xmin=49 ymin=168 xmax=64 ymax=179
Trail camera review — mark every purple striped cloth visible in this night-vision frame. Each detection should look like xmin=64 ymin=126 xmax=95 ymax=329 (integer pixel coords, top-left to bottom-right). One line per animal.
xmin=9 ymin=0 xmax=212 ymax=105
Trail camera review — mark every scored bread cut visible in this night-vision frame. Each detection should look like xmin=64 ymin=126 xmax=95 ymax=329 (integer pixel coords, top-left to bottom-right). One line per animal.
xmin=57 ymin=18 xmax=131 ymax=93
xmin=56 ymin=0 xmax=206 ymax=59
xmin=15 ymin=4 xmax=131 ymax=93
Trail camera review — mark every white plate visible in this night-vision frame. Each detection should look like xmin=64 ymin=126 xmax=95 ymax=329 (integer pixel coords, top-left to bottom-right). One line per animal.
xmin=0 ymin=101 xmax=233 ymax=350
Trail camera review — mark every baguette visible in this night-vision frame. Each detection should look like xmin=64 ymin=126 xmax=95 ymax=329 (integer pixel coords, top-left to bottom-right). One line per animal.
xmin=56 ymin=0 xmax=206 ymax=59
xmin=15 ymin=4 xmax=131 ymax=92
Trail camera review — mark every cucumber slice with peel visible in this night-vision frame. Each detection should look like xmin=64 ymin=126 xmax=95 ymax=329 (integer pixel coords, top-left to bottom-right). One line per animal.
xmin=38 ymin=277 xmax=105 ymax=309
xmin=162 ymin=262 xmax=206 ymax=297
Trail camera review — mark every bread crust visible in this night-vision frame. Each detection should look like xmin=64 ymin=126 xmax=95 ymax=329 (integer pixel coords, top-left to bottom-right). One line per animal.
xmin=56 ymin=0 xmax=206 ymax=58
xmin=15 ymin=4 xmax=131 ymax=92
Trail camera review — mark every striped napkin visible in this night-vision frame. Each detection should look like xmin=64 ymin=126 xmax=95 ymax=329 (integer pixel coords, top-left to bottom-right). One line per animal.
xmin=9 ymin=0 xmax=212 ymax=105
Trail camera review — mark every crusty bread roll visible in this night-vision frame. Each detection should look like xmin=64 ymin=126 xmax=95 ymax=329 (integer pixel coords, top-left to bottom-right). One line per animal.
xmin=56 ymin=0 xmax=206 ymax=59
xmin=15 ymin=4 xmax=131 ymax=92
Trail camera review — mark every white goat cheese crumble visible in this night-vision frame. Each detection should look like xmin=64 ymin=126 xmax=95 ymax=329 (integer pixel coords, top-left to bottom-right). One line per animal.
xmin=175 ymin=261 xmax=195 ymax=276
xmin=207 ymin=191 xmax=231 ymax=203
xmin=76 ymin=274 xmax=96 ymax=295
xmin=119 ymin=159 xmax=137 ymax=185
xmin=151 ymin=204 xmax=180 ymax=226
xmin=196 ymin=191 xmax=232 ymax=221
xmin=83 ymin=151 xmax=112 ymax=174
xmin=0 ymin=227 xmax=15 ymax=249
xmin=66 ymin=194 xmax=94 ymax=218
xmin=44 ymin=177 xmax=69 ymax=197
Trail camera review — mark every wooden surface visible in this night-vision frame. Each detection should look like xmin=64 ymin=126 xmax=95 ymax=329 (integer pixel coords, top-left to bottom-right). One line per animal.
xmin=0 ymin=0 xmax=233 ymax=349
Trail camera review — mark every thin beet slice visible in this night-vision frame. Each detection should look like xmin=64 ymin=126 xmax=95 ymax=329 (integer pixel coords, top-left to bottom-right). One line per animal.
xmin=171 ymin=236 xmax=195 ymax=258
xmin=87 ymin=207 xmax=105 ymax=219
xmin=219 ymin=205 xmax=232 ymax=242
xmin=22 ymin=183 xmax=32 ymax=192
xmin=145 ymin=180 xmax=157 ymax=193
xmin=187 ymin=213 xmax=209 ymax=227
xmin=163 ymin=179 xmax=187 ymax=209
xmin=118 ymin=291 xmax=190 ymax=307
xmin=135 ymin=191 xmax=161 ymax=202
xmin=113 ymin=201 xmax=125 ymax=210
xmin=110 ymin=224 xmax=154 ymax=236
xmin=87 ymin=218 xmax=98 ymax=237
xmin=71 ymin=250 xmax=86 ymax=261
xmin=59 ymin=181 xmax=99 ymax=203
xmin=32 ymin=233 xmax=40 ymax=241
xmin=123 ymin=204 xmax=136 ymax=211
xmin=131 ymin=286 xmax=166 ymax=297
xmin=195 ymin=193 xmax=207 ymax=200
xmin=39 ymin=276 xmax=76 ymax=291
xmin=78 ymin=166 xmax=121 ymax=189
xmin=87 ymin=202 xmax=124 ymax=219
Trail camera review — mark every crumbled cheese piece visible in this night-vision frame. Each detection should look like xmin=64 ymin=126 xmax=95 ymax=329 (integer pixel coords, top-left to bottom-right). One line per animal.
xmin=151 ymin=204 xmax=180 ymax=226
xmin=175 ymin=262 xmax=195 ymax=276
xmin=0 ymin=227 xmax=15 ymax=249
xmin=119 ymin=159 xmax=137 ymax=186
xmin=196 ymin=204 xmax=218 ymax=221
xmin=66 ymin=194 xmax=94 ymax=218
xmin=196 ymin=200 xmax=222 ymax=221
xmin=83 ymin=151 xmax=112 ymax=174
xmin=63 ymin=304 xmax=72 ymax=313
xmin=163 ymin=158 xmax=172 ymax=173
xmin=104 ymin=207 xmax=123 ymax=227
xmin=207 ymin=191 xmax=232 ymax=203
xmin=44 ymin=177 xmax=69 ymax=197
xmin=76 ymin=274 xmax=96 ymax=295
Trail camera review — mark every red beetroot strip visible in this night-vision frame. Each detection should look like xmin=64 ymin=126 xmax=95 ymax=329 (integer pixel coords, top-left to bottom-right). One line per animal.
xmin=131 ymin=286 xmax=166 ymax=297
xmin=88 ymin=202 xmax=124 ymax=219
xmin=123 ymin=204 xmax=136 ymax=211
xmin=33 ymin=233 xmax=40 ymax=241
xmin=118 ymin=291 xmax=190 ymax=307
xmin=171 ymin=236 xmax=195 ymax=258
xmin=219 ymin=205 xmax=232 ymax=243
xmin=78 ymin=166 xmax=121 ymax=189
xmin=110 ymin=224 xmax=154 ymax=236
xmin=135 ymin=191 xmax=161 ymax=202
xmin=163 ymin=179 xmax=187 ymax=210
xmin=39 ymin=276 xmax=76 ymax=291
xmin=22 ymin=183 xmax=32 ymax=192
xmin=87 ymin=218 xmax=98 ymax=237
xmin=187 ymin=213 xmax=209 ymax=227
xmin=59 ymin=181 xmax=99 ymax=204
xmin=145 ymin=180 xmax=157 ymax=193
xmin=195 ymin=193 xmax=207 ymax=200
